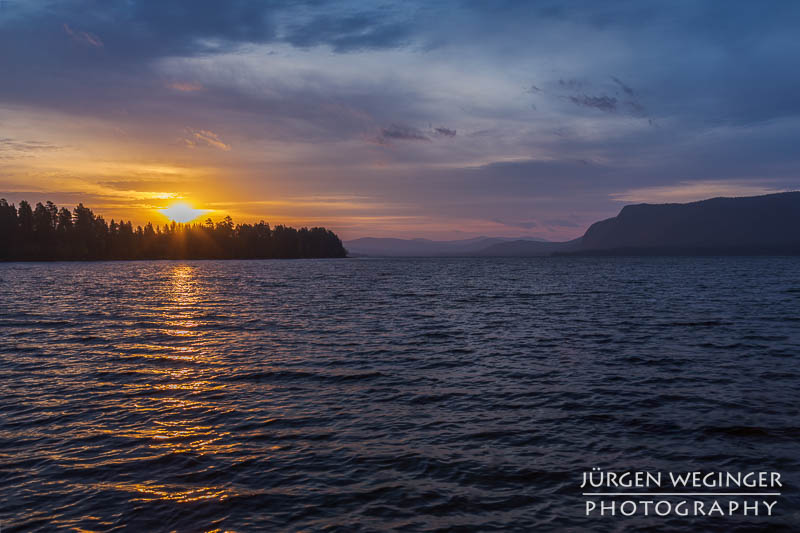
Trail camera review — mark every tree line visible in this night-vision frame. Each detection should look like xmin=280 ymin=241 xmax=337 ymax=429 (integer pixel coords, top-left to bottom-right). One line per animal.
xmin=0 ymin=199 xmax=347 ymax=260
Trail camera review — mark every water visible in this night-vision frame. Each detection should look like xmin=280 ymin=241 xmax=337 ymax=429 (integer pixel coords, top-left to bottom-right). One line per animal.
xmin=1 ymin=257 xmax=799 ymax=532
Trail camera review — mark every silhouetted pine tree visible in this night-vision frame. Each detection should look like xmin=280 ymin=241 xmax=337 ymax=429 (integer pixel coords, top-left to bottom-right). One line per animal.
xmin=0 ymin=199 xmax=347 ymax=260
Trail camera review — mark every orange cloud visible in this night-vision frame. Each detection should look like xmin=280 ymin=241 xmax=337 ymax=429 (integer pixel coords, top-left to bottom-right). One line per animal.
xmin=63 ymin=23 xmax=103 ymax=47
xmin=610 ymin=181 xmax=786 ymax=204
xmin=183 ymin=128 xmax=231 ymax=151
xmin=167 ymin=82 xmax=204 ymax=92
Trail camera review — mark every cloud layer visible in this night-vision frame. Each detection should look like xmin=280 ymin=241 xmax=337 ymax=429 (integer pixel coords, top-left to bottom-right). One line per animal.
xmin=1 ymin=0 xmax=799 ymax=239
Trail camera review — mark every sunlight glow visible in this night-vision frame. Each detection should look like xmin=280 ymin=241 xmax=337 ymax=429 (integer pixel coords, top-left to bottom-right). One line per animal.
xmin=159 ymin=202 xmax=208 ymax=223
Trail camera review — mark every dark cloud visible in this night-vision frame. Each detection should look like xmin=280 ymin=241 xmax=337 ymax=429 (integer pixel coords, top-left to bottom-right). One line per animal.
xmin=533 ymin=76 xmax=647 ymax=120
xmin=558 ymin=79 xmax=586 ymax=90
xmin=433 ymin=127 xmax=456 ymax=137
xmin=626 ymin=99 xmax=646 ymax=116
xmin=611 ymin=76 xmax=634 ymax=96
xmin=0 ymin=0 xmax=419 ymax=115
xmin=0 ymin=138 xmax=62 ymax=159
xmin=607 ymin=77 xmax=649 ymax=118
xmin=4 ymin=0 xmax=800 ymax=129
xmin=0 ymin=138 xmax=61 ymax=152
xmin=0 ymin=1 xmax=416 ymax=67
xmin=374 ymin=124 xmax=457 ymax=144
xmin=379 ymin=124 xmax=430 ymax=143
xmin=283 ymin=13 xmax=413 ymax=52
xmin=568 ymin=94 xmax=617 ymax=112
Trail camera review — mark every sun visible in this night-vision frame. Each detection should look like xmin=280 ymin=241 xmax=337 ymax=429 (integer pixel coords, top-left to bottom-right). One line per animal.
xmin=159 ymin=202 xmax=208 ymax=223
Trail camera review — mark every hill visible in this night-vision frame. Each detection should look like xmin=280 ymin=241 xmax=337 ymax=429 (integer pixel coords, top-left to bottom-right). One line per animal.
xmin=474 ymin=238 xmax=582 ymax=256
xmin=577 ymin=192 xmax=800 ymax=255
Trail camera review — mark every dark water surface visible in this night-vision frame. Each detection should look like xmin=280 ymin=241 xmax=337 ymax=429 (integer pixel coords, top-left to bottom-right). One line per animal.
xmin=1 ymin=257 xmax=799 ymax=532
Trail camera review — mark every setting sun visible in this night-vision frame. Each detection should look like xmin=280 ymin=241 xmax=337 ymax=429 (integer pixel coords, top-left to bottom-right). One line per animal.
xmin=159 ymin=202 xmax=208 ymax=223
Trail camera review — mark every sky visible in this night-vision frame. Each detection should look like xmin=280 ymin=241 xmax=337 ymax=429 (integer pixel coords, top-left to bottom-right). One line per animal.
xmin=1 ymin=0 xmax=799 ymax=240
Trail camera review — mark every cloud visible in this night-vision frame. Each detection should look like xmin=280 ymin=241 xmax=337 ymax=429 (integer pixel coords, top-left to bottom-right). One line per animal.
xmin=100 ymin=179 xmax=194 ymax=193
xmin=63 ymin=23 xmax=103 ymax=47
xmin=0 ymin=138 xmax=60 ymax=152
xmin=494 ymin=219 xmax=538 ymax=229
xmin=627 ymin=100 xmax=646 ymax=115
xmin=282 ymin=11 xmax=414 ymax=52
xmin=608 ymin=76 xmax=649 ymax=118
xmin=3 ymin=1 xmax=800 ymax=240
xmin=375 ymin=124 xmax=457 ymax=144
xmin=378 ymin=124 xmax=430 ymax=143
xmin=610 ymin=181 xmax=789 ymax=204
xmin=558 ymin=78 xmax=586 ymax=90
xmin=611 ymin=76 xmax=634 ymax=96
xmin=535 ymin=75 xmax=647 ymax=119
xmin=0 ymin=138 xmax=61 ymax=159
xmin=568 ymin=94 xmax=617 ymax=112
xmin=167 ymin=82 xmax=204 ymax=92
xmin=183 ymin=128 xmax=231 ymax=151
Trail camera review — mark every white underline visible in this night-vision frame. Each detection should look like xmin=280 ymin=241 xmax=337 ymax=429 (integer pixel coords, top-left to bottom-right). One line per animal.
xmin=583 ymin=492 xmax=781 ymax=496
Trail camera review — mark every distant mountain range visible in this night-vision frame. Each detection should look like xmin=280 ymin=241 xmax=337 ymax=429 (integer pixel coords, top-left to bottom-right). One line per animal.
xmin=345 ymin=192 xmax=800 ymax=256
xmin=344 ymin=236 xmax=545 ymax=256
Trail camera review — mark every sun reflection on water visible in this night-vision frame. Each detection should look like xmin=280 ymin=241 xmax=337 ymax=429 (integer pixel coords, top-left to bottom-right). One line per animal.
xmin=100 ymin=481 xmax=233 ymax=503
xmin=112 ymin=265 xmax=234 ymax=502
xmin=160 ymin=265 xmax=203 ymax=339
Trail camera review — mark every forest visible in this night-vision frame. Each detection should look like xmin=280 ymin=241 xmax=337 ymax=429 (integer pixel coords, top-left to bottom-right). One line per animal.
xmin=0 ymin=199 xmax=347 ymax=260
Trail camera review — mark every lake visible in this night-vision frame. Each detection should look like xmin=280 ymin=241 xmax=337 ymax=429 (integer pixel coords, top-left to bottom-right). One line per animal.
xmin=1 ymin=257 xmax=799 ymax=531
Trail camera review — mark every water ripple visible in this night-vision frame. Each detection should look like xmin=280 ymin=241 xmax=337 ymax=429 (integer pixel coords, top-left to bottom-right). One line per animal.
xmin=1 ymin=257 xmax=799 ymax=531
